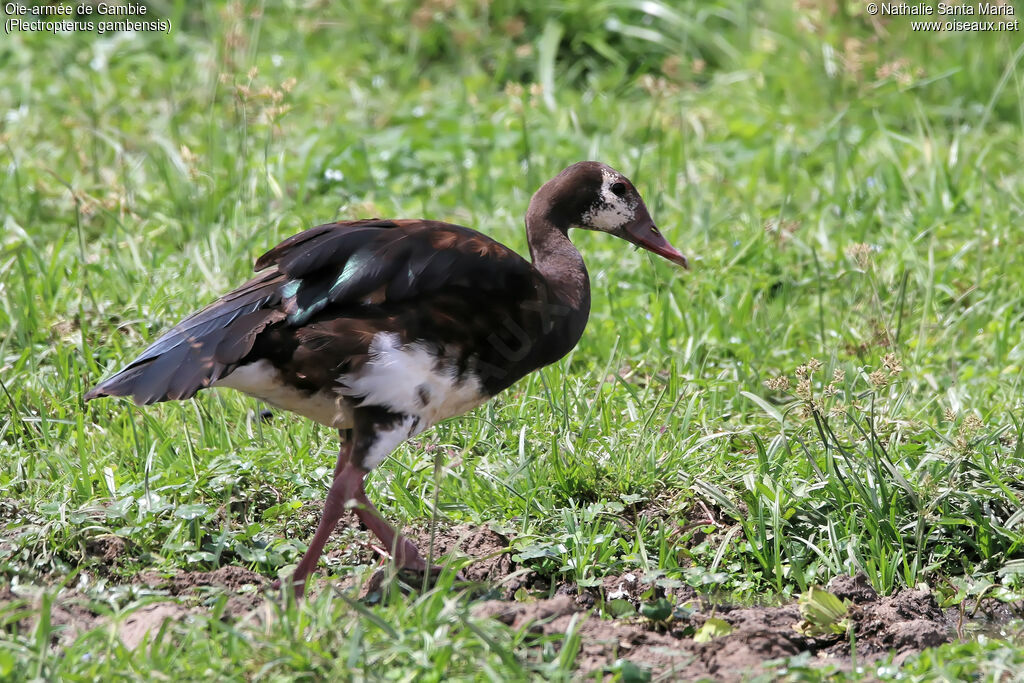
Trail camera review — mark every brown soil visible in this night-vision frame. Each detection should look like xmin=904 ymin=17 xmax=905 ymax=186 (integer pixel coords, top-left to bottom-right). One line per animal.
xmin=136 ymin=564 xmax=269 ymax=617
xmin=472 ymin=582 xmax=954 ymax=679
xmin=566 ymin=571 xmax=698 ymax=610
xmin=3 ymin=522 xmax=1021 ymax=678
xmin=118 ymin=603 xmax=193 ymax=650
xmin=0 ymin=584 xmax=99 ymax=648
xmin=136 ymin=565 xmax=268 ymax=594
xmin=339 ymin=524 xmax=1019 ymax=678
xmin=328 ymin=523 xmax=1013 ymax=678
xmin=0 ymin=566 xmax=269 ymax=652
xmin=84 ymin=535 xmax=127 ymax=565
xmin=403 ymin=523 xmax=529 ymax=593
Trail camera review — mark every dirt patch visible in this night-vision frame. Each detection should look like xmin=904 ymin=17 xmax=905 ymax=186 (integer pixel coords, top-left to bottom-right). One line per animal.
xmin=474 ymin=594 xmax=579 ymax=630
xmin=136 ymin=565 xmax=268 ymax=617
xmin=119 ymin=602 xmax=192 ymax=649
xmin=0 ymin=585 xmax=102 ymax=647
xmin=839 ymin=588 xmax=948 ymax=658
xmin=84 ymin=535 xmax=127 ymax=565
xmin=827 ymin=571 xmax=878 ymax=604
xmin=470 ymin=573 xmax=961 ymax=680
xmin=472 ymin=595 xmax=796 ymax=678
xmin=953 ymin=596 xmax=1024 ymax=638
xmin=136 ymin=565 xmax=268 ymax=594
xmin=560 ymin=572 xmax=699 ymax=611
xmin=44 ymin=597 xmax=99 ymax=647
xmin=476 ymin=595 xmax=794 ymax=678
xmin=348 ymin=524 xmax=530 ymax=602
xmin=1 ymin=514 xmax=1008 ymax=680
xmin=0 ymin=588 xmax=195 ymax=651
xmin=404 ymin=524 xmax=525 ymax=590
xmin=0 ymin=566 xmax=268 ymax=649
xmin=219 ymin=522 xmax=967 ymax=677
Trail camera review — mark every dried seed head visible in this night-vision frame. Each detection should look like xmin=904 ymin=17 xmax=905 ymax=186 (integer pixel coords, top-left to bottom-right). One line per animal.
xmin=504 ymin=82 xmax=524 ymax=98
xmin=796 ymin=378 xmax=812 ymax=400
xmin=876 ymin=58 xmax=921 ymax=86
xmin=661 ymin=55 xmax=682 ymax=80
xmin=503 ymin=16 xmax=525 ymax=38
xmin=806 ymin=358 xmax=823 ymax=373
xmin=800 ymin=398 xmax=823 ymax=418
xmin=882 ymin=353 xmax=902 ymax=376
xmin=832 ymin=368 xmax=846 ymax=384
xmin=845 ymin=242 xmax=872 ymax=269
xmin=764 ymin=218 xmax=801 ymax=245
xmin=766 ymin=376 xmax=791 ymax=391
xmin=639 ymin=74 xmax=680 ymax=97
xmin=528 ymin=82 xmax=544 ymax=107
xmin=180 ymin=145 xmax=197 ymax=165
xmin=869 ymin=369 xmax=888 ymax=387
xmin=960 ymin=414 xmax=983 ymax=435
xmin=504 ymin=82 xmax=525 ymax=113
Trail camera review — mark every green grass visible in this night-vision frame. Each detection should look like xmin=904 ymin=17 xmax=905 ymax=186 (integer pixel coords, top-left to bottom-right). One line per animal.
xmin=2 ymin=0 xmax=1024 ymax=679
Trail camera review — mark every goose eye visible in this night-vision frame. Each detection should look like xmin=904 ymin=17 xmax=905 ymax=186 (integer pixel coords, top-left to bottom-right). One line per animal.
xmin=610 ymin=182 xmax=626 ymax=197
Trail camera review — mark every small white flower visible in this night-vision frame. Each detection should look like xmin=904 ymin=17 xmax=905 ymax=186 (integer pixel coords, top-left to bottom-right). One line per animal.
xmin=324 ymin=168 xmax=344 ymax=182
xmin=4 ymin=105 xmax=27 ymax=123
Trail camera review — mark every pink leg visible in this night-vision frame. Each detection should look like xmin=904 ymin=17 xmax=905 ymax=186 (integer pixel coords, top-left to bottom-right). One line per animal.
xmin=342 ymin=464 xmax=427 ymax=572
xmin=332 ymin=432 xmax=352 ymax=479
xmin=280 ymin=442 xmax=432 ymax=597
xmin=279 ymin=440 xmax=352 ymax=596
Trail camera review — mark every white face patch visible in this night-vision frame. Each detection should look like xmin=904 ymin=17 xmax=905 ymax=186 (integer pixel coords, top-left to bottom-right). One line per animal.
xmin=580 ymin=168 xmax=638 ymax=233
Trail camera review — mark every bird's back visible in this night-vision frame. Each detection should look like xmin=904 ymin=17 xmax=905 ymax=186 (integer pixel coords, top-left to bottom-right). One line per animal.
xmin=85 ymin=219 xmax=585 ymax=427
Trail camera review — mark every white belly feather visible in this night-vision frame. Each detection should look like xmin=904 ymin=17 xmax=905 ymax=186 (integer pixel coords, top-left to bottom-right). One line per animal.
xmin=213 ymin=360 xmax=352 ymax=428
xmin=212 ymin=333 xmax=488 ymax=448
xmin=340 ymin=332 xmax=488 ymax=426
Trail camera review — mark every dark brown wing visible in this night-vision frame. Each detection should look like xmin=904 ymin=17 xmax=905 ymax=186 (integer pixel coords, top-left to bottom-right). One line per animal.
xmin=260 ymin=219 xmax=535 ymax=325
xmin=84 ymin=219 xmax=541 ymax=405
xmin=83 ymin=270 xmax=287 ymax=404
